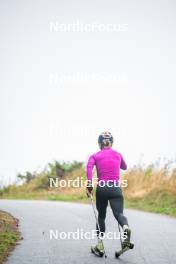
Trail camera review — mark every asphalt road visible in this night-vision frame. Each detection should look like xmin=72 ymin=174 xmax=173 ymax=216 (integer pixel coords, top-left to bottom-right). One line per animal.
xmin=1 ymin=200 xmax=176 ymax=264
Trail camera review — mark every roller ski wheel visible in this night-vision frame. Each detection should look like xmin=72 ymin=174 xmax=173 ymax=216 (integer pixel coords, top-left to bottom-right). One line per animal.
xmin=115 ymin=242 xmax=134 ymax=259
xmin=115 ymin=251 xmax=121 ymax=258
xmin=91 ymin=242 xmax=105 ymax=257
xmin=129 ymin=242 xmax=134 ymax=249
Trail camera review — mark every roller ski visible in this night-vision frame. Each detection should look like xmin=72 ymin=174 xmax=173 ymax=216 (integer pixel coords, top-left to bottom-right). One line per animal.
xmin=89 ymin=194 xmax=107 ymax=258
xmin=91 ymin=239 xmax=105 ymax=257
xmin=115 ymin=226 xmax=134 ymax=259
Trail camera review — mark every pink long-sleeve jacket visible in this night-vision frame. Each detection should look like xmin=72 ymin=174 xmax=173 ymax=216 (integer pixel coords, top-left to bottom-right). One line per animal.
xmin=86 ymin=147 xmax=127 ymax=183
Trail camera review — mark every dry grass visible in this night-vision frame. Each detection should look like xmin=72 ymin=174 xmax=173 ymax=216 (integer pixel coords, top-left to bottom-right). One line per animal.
xmin=1 ymin=162 xmax=176 ymax=216
xmin=123 ymin=166 xmax=176 ymax=199
xmin=122 ymin=164 xmax=176 ymax=216
xmin=0 ymin=211 xmax=21 ymax=264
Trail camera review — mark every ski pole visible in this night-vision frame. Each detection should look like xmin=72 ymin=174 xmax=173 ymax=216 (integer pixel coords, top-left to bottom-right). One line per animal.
xmin=118 ymin=223 xmax=123 ymax=250
xmin=90 ymin=194 xmax=107 ymax=259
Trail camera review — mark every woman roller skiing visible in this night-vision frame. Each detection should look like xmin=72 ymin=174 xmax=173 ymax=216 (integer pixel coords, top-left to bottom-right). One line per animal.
xmin=86 ymin=131 xmax=133 ymax=257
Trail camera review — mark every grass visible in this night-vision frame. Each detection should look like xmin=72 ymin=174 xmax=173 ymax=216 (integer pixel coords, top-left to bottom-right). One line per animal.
xmin=125 ymin=190 xmax=176 ymax=216
xmin=48 ymin=194 xmax=87 ymax=202
xmin=1 ymin=161 xmax=176 ymax=217
xmin=123 ymin=164 xmax=176 ymax=217
xmin=0 ymin=211 xmax=21 ymax=264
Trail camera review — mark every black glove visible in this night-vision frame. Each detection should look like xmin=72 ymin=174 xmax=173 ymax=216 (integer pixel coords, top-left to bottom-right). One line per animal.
xmin=86 ymin=181 xmax=93 ymax=197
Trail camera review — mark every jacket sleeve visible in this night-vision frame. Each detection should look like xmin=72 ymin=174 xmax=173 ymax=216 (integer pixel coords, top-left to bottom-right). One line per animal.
xmin=120 ymin=154 xmax=127 ymax=170
xmin=86 ymin=155 xmax=95 ymax=182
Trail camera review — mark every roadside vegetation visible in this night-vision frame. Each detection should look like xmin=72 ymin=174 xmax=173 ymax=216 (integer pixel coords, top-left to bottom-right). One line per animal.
xmin=123 ymin=160 xmax=176 ymax=216
xmin=0 ymin=160 xmax=176 ymax=216
xmin=0 ymin=210 xmax=21 ymax=264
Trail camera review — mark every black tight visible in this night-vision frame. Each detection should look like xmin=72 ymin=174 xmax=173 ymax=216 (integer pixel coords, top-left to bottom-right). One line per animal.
xmin=96 ymin=184 xmax=128 ymax=235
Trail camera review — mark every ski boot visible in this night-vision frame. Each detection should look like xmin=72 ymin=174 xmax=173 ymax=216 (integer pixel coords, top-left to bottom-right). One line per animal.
xmin=91 ymin=240 xmax=105 ymax=257
xmin=115 ymin=227 xmax=134 ymax=258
